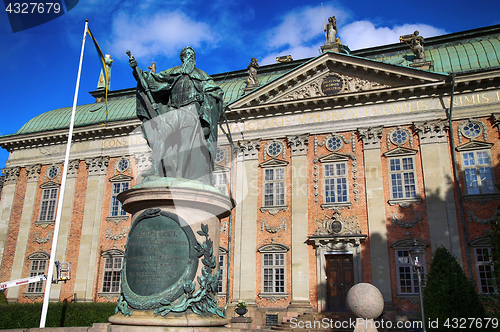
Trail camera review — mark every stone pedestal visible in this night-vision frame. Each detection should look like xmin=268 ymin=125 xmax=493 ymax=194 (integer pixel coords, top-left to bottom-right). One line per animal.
xmin=109 ymin=178 xmax=234 ymax=327
xmin=230 ymin=316 xmax=253 ymax=330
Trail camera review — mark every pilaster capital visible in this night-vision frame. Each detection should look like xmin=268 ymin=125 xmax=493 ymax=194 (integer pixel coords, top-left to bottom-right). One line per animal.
xmin=26 ymin=164 xmax=42 ymax=182
xmin=2 ymin=166 xmax=21 ymax=185
xmin=67 ymin=159 xmax=80 ymax=178
xmin=133 ymin=153 xmax=152 ymax=173
xmin=358 ymin=126 xmax=383 ymax=149
xmin=86 ymin=156 xmax=109 ymax=176
xmin=413 ymin=120 xmax=449 ymax=144
xmin=236 ymin=139 xmax=261 ymax=160
xmin=286 ymin=134 xmax=309 ymax=156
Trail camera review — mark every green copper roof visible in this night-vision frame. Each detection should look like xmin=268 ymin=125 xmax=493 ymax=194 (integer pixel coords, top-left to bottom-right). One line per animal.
xmin=13 ymin=97 xmax=136 ymax=135
xmin=218 ymin=73 xmax=282 ymax=104
xmin=374 ymin=38 xmax=500 ymax=73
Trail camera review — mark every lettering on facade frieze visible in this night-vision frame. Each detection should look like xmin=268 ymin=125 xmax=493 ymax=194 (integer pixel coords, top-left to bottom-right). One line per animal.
xmin=102 ymin=136 xmax=147 ymax=149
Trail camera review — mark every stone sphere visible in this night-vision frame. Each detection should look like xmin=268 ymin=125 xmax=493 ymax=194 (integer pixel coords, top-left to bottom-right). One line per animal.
xmin=346 ymin=283 xmax=384 ymax=319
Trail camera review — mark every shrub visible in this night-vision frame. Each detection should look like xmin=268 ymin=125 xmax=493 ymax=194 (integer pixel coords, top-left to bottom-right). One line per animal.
xmin=423 ymin=246 xmax=491 ymax=331
xmin=0 ymin=301 xmax=116 ymax=329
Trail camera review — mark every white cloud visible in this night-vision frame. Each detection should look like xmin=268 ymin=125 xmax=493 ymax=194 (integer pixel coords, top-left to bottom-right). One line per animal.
xmin=340 ymin=21 xmax=447 ymax=51
xmin=108 ymin=10 xmax=217 ymax=62
xmin=266 ymin=5 xmax=348 ymax=49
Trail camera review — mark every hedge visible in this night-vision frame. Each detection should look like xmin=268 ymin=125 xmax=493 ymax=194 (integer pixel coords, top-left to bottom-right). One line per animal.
xmin=0 ymin=302 xmax=116 ymax=329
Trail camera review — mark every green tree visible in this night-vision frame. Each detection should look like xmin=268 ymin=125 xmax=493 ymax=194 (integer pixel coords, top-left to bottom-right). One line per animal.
xmin=423 ymin=246 xmax=490 ymax=331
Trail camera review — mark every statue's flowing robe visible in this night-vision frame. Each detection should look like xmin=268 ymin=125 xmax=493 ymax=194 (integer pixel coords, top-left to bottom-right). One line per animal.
xmin=135 ymin=65 xmax=224 ymax=184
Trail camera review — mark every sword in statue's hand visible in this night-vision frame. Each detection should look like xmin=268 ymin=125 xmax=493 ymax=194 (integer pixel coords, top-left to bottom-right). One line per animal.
xmin=126 ymin=50 xmax=159 ymax=115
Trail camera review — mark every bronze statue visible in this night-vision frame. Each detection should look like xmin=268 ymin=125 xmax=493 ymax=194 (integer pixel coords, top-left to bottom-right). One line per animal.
xmin=128 ymin=47 xmax=224 ymax=185
xmin=247 ymin=57 xmax=259 ymax=87
xmin=324 ymin=16 xmax=337 ymax=44
xmin=400 ymin=30 xmax=425 ymax=60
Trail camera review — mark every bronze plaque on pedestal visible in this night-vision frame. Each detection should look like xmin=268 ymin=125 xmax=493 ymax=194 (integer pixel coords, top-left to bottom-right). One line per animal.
xmin=321 ymin=76 xmax=343 ymax=95
xmin=122 ymin=209 xmax=198 ymax=309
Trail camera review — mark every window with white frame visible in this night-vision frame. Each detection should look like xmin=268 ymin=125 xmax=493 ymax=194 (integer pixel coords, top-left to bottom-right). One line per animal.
xmin=39 ymin=188 xmax=58 ymax=221
xmin=474 ymin=247 xmax=495 ymax=294
xmin=389 ymin=156 xmax=417 ymax=199
xmin=324 ymin=162 xmax=348 ymax=203
xmin=263 ymin=252 xmax=285 ymax=293
xmin=26 ymin=253 xmax=49 ymax=293
xmin=395 ymin=249 xmax=425 ymax=294
xmin=462 ymin=150 xmax=495 ymax=195
xmin=217 ymin=248 xmax=227 ymax=294
xmin=102 ymin=251 xmax=123 ymax=293
xmin=263 ymin=167 xmax=285 ymax=207
xmin=213 ymin=172 xmax=228 ymax=195
xmin=110 ymin=182 xmax=129 ymax=217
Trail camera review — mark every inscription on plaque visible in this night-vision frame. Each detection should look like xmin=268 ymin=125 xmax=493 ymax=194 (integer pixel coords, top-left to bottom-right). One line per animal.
xmin=331 ymin=220 xmax=342 ymax=234
xmin=321 ymin=76 xmax=343 ymax=95
xmin=125 ymin=214 xmax=190 ymax=296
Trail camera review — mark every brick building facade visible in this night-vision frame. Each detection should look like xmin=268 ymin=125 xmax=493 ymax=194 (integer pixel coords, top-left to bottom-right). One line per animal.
xmin=1 ymin=24 xmax=500 ymax=328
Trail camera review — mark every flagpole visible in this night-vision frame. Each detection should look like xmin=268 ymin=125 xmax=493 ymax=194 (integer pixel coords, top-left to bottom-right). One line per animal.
xmin=39 ymin=19 xmax=88 ymax=328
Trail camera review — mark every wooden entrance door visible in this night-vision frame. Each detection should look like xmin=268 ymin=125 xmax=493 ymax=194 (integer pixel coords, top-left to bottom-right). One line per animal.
xmin=326 ymin=254 xmax=354 ymax=311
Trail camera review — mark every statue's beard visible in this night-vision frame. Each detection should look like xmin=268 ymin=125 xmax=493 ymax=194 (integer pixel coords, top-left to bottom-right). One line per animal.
xmin=181 ymin=57 xmax=195 ymax=74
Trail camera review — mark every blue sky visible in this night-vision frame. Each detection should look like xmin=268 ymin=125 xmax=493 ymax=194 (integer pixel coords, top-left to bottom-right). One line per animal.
xmin=1 ymin=0 xmax=499 ymax=171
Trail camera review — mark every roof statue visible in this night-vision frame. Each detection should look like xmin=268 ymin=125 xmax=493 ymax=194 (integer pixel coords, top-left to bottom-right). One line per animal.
xmin=324 ymin=16 xmax=337 ymax=45
xmin=97 ymin=54 xmax=113 ymax=90
xmin=127 ymin=47 xmax=224 ymax=186
xmin=321 ymin=15 xmax=350 ymax=54
xmin=245 ymin=57 xmax=260 ymax=90
xmin=400 ymin=30 xmax=425 ymax=60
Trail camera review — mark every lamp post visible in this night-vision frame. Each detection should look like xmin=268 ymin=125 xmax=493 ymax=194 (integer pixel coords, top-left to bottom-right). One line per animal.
xmin=409 ymin=240 xmax=426 ymax=332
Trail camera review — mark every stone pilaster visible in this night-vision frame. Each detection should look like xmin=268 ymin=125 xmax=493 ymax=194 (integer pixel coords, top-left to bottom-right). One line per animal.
xmin=74 ymin=156 xmax=108 ymax=301
xmin=0 ymin=167 xmax=21 ymax=272
xmin=414 ymin=121 xmax=462 ymax=262
xmin=232 ymin=140 xmax=260 ymax=304
xmin=358 ymin=126 xmax=391 ymax=300
xmin=7 ymin=164 xmax=41 ymax=300
xmin=50 ymin=160 xmax=80 ymax=300
xmin=286 ymin=134 xmax=312 ymax=310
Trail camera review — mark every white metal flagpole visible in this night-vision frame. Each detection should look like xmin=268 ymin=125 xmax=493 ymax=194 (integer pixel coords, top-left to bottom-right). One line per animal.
xmin=39 ymin=19 xmax=88 ymax=328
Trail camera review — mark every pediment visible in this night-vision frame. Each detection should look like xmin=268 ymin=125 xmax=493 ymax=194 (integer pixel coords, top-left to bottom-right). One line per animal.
xmin=259 ymin=158 xmax=289 ymax=168
xmin=214 ymin=164 xmax=231 ymax=172
xmin=455 ymin=140 xmax=494 ymax=151
xmin=383 ymin=147 xmax=418 ymax=157
xmin=40 ymin=180 xmax=60 ymax=189
xmin=109 ymin=174 xmax=134 ymax=182
xmin=318 ymin=152 xmax=353 ymax=163
xmin=228 ymin=51 xmax=447 ymax=114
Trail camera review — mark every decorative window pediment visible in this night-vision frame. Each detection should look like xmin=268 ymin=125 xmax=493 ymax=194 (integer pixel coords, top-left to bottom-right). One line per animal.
xmin=40 ymin=181 xmax=60 ymax=189
xmin=214 ymin=164 xmax=230 ymax=172
xmin=101 ymin=249 xmax=124 ymax=258
xmin=258 ymin=243 xmax=290 ymax=253
xmin=383 ymin=147 xmax=418 ymax=157
xmin=469 ymin=236 xmax=492 ymax=247
xmin=109 ymin=174 xmax=133 ymax=182
xmin=318 ymin=152 xmax=352 ymax=163
xmin=259 ymin=158 xmax=289 ymax=168
xmin=455 ymin=141 xmax=494 ymax=152
xmin=390 ymin=238 xmax=428 ymax=249
xmin=28 ymin=251 xmax=50 ymax=260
